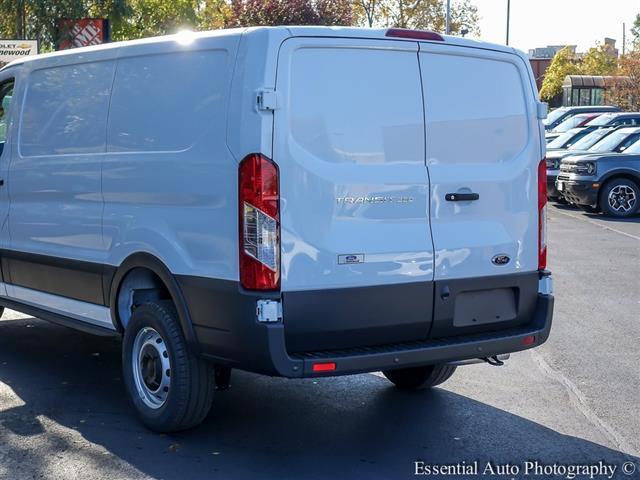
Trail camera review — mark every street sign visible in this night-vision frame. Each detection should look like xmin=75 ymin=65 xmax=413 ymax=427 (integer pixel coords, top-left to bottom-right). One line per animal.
xmin=0 ymin=40 xmax=38 ymax=66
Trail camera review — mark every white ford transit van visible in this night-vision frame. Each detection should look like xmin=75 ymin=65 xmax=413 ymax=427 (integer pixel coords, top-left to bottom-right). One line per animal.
xmin=0 ymin=26 xmax=553 ymax=432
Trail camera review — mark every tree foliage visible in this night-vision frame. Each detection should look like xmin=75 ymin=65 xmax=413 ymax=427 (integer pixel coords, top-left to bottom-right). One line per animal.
xmin=632 ymin=13 xmax=640 ymax=51
xmin=108 ymin=0 xmax=199 ymax=40
xmin=540 ymin=43 xmax=620 ymax=102
xmin=581 ymin=44 xmax=618 ymax=76
xmin=354 ymin=0 xmax=479 ymax=35
xmin=226 ymin=0 xmax=353 ymax=27
xmin=539 ymin=47 xmax=581 ymax=102
xmin=199 ymin=0 xmax=232 ymax=30
xmin=608 ymin=51 xmax=640 ymax=111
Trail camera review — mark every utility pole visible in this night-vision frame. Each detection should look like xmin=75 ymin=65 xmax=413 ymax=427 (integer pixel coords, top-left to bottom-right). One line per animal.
xmin=623 ymin=22 xmax=626 ymax=56
xmin=446 ymin=0 xmax=451 ymax=34
xmin=16 ymin=0 xmax=25 ymax=40
xmin=506 ymin=0 xmax=511 ymax=45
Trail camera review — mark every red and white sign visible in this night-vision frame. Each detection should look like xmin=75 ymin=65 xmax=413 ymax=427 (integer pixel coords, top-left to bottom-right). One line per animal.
xmin=57 ymin=19 xmax=109 ymax=50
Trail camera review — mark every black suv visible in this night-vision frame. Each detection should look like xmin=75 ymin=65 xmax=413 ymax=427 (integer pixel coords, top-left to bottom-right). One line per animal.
xmin=556 ymin=141 xmax=640 ymax=217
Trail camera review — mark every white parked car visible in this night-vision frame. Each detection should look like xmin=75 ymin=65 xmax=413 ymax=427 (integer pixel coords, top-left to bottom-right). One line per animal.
xmin=0 ymin=26 xmax=554 ymax=432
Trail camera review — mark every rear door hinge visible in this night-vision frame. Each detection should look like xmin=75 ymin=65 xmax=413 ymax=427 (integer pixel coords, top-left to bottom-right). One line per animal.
xmin=257 ymin=89 xmax=278 ymax=111
xmin=537 ymin=101 xmax=548 ymax=120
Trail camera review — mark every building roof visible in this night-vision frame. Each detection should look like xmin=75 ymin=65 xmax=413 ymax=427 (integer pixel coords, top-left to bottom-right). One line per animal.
xmin=562 ymin=75 xmax=631 ymax=88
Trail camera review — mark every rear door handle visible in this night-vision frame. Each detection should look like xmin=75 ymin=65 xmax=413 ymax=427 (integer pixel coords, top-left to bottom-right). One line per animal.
xmin=445 ymin=192 xmax=479 ymax=202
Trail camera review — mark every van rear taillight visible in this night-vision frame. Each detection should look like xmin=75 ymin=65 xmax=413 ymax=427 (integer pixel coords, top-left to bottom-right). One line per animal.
xmin=239 ymin=154 xmax=280 ymax=291
xmin=538 ymin=159 xmax=547 ymax=270
xmin=386 ymin=28 xmax=444 ymax=42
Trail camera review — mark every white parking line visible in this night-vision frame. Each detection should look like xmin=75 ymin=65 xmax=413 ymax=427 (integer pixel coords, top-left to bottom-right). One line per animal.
xmin=552 ymin=209 xmax=640 ymax=241
xmin=530 ymin=349 xmax=637 ymax=456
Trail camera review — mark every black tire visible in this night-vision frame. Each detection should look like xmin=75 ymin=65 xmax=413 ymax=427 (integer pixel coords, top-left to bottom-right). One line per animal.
xmin=122 ymin=301 xmax=214 ymax=432
xmin=599 ymin=178 xmax=640 ymax=218
xmin=383 ymin=364 xmax=457 ymax=390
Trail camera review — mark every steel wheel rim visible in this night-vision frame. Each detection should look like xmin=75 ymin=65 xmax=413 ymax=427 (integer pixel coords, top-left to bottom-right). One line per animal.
xmin=607 ymin=185 xmax=637 ymax=213
xmin=132 ymin=327 xmax=171 ymax=409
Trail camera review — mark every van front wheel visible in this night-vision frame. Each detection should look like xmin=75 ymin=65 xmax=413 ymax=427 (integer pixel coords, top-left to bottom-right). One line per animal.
xmin=383 ymin=364 xmax=457 ymax=390
xmin=122 ymin=301 xmax=214 ymax=432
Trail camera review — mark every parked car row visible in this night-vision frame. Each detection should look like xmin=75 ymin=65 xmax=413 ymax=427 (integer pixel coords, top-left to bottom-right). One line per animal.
xmin=546 ymin=118 xmax=640 ymax=217
xmin=546 ymin=111 xmax=640 ymax=144
xmin=543 ymin=105 xmax=620 ymax=131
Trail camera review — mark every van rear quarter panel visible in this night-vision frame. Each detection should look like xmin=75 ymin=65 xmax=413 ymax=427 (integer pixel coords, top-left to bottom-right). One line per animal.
xmin=102 ymin=35 xmax=243 ymax=280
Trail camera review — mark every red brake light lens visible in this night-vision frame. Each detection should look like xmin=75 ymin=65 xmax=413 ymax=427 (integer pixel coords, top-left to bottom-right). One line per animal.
xmin=538 ymin=159 xmax=548 ymax=270
xmin=238 ymin=154 xmax=280 ymax=291
xmin=386 ymin=28 xmax=444 ymax=42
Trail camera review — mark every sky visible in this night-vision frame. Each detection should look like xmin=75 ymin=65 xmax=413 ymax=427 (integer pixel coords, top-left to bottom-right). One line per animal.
xmin=469 ymin=0 xmax=639 ymax=54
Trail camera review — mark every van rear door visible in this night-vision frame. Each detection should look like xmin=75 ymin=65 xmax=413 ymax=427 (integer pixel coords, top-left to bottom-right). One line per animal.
xmin=418 ymin=44 xmax=542 ymax=337
xmin=274 ymin=37 xmax=434 ymax=352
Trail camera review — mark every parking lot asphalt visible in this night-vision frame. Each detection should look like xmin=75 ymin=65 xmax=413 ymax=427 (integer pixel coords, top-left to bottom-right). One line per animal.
xmin=0 ymin=205 xmax=638 ymax=480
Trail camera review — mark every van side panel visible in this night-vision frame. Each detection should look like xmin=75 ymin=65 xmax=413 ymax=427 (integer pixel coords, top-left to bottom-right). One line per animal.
xmin=0 ymin=65 xmax=21 ymax=298
xmin=102 ymin=36 xmax=241 ymax=281
xmin=225 ymin=28 xmax=290 ymax=163
xmin=8 ymin=58 xmax=116 ymax=304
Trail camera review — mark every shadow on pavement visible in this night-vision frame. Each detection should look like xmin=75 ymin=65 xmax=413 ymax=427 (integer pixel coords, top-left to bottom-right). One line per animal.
xmin=0 ymin=317 xmax=637 ymax=479
xmin=550 ymin=202 xmax=640 ymax=222
xmin=582 ymin=213 xmax=640 ymax=224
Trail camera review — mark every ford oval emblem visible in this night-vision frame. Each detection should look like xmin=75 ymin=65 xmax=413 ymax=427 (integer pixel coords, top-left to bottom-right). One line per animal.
xmin=492 ymin=254 xmax=510 ymax=266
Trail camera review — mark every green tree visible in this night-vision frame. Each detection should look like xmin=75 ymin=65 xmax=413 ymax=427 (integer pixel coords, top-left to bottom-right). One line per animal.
xmin=355 ymin=0 xmax=479 ymax=36
xmin=226 ymin=0 xmax=353 ymax=27
xmin=580 ymin=43 xmax=618 ymax=76
xmin=631 ymin=13 xmax=640 ymax=50
xmin=199 ymin=0 xmax=232 ymax=30
xmin=0 ymin=0 xmax=129 ymax=51
xmin=355 ymin=0 xmax=381 ymax=28
xmin=608 ymin=51 xmax=640 ymax=110
xmin=0 ymin=0 xmax=87 ymax=50
xmin=539 ymin=47 xmax=581 ymax=102
xmin=110 ymin=0 xmax=199 ymax=41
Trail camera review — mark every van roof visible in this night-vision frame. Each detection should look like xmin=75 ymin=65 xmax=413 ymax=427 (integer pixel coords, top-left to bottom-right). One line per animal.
xmin=2 ymin=26 xmax=520 ymax=70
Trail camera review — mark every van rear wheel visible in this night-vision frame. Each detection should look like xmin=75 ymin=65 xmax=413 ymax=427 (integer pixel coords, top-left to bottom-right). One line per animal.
xmin=122 ymin=301 xmax=214 ymax=432
xmin=383 ymin=364 xmax=457 ymax=390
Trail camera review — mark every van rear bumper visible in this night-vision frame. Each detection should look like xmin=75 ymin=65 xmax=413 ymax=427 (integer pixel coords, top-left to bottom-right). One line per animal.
xmin=185 ymin=275 xmax=554 ymax=378
xmin=260 ymin=292 xmax=552 ymax=377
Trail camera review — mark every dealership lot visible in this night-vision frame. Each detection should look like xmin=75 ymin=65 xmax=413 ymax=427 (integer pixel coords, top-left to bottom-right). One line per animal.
xmin=0 ymin=205 xmax=638 ymax=480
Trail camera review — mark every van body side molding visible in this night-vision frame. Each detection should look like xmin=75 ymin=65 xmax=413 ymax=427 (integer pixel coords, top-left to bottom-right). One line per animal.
xmin=0 ymin=282 xmax=115 ymax=329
